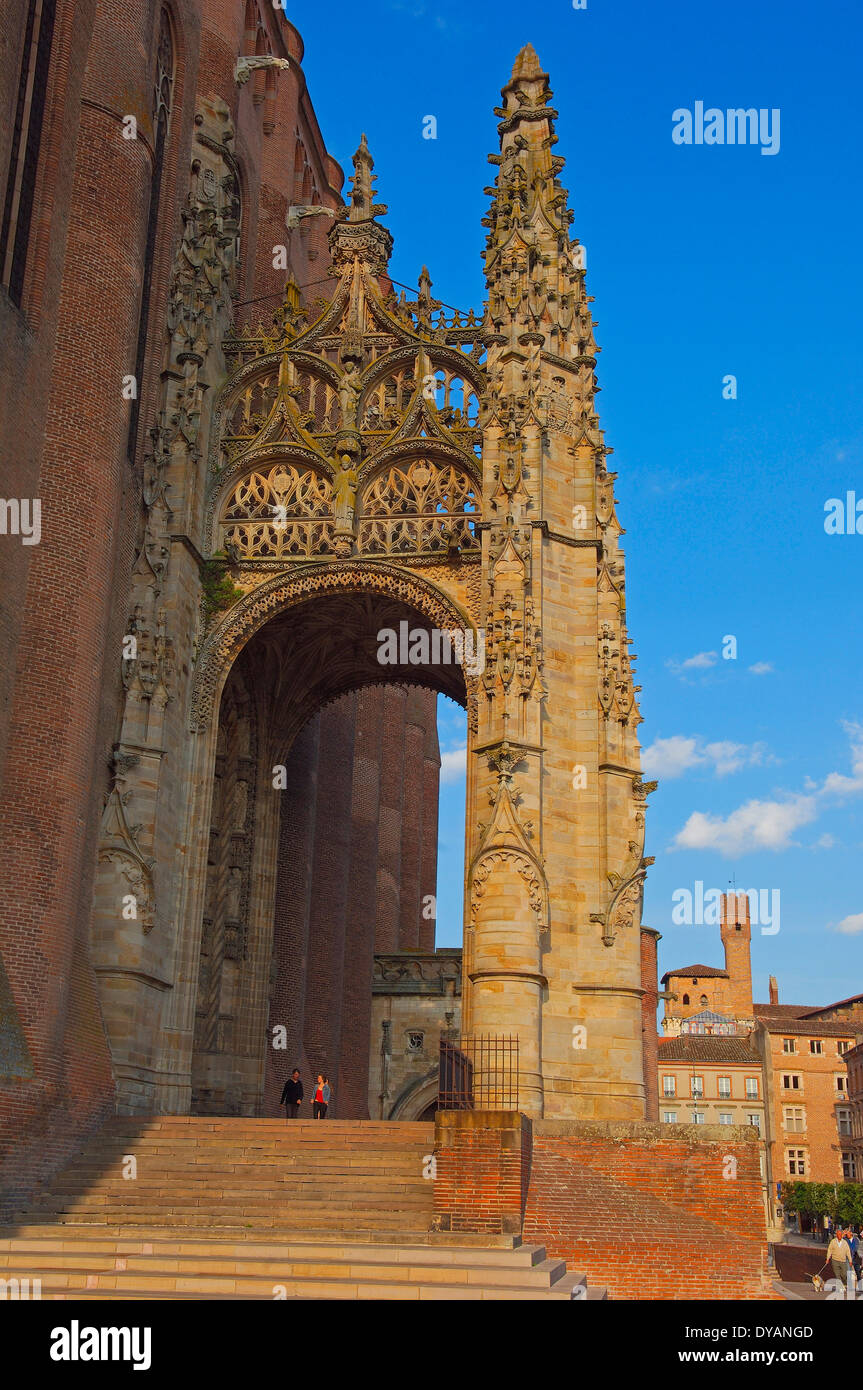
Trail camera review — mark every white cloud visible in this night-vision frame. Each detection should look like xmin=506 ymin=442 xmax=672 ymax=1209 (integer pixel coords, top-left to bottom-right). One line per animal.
xmin=836 ymin=913 xmax=863 ymax=935
xmin=748 ymin=662 xmax=773 ymax=675
xmin=703 ymin=740 xmax=750 ymax=777
xmin=641 ymin=735 xmax=769 ymax=780
xmin=666 ymin=651 xmax=718 ymax=677
xmin=641 ymin=735 xmax=701 ymax=778
xmin=672 ymin=795 xmax=817 ymax=857
xmin=669 ymin=722 xmax=863 ymax=858
xmin=820 ymin=721 xmax=863 ymax=799
xmin=440 ymin=747 xmax=466 ymax=783
xmin=814 ymin=833 xmax=837 ymax=850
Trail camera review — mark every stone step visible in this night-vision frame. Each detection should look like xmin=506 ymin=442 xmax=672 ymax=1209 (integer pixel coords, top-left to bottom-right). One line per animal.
xmin=36 ymin=1182 xmax=431 ymax=1200
xmin=28 ymin=1211 xmax=433 ymax=1230
xmin=8 ymin=1265 xmax=584 ymax=1300
xmin=78 ymin=1145 xmax=431 ymax=1158
xmin=0 ymin=1249 xmax=569 ymax=1289
xmin=0 ymin=1234 xmax=541 ymax=1265
xmin=31 ymin=1189 xmax=430 ymax=1212
xmin=5 ymin=1116 xmax=595 ymax=1300
xmin=42 ymin=1279 xmax=585 ymax=1301
xmin=31 ymin=1183 xmax=432 ymax=1201
xmin=0 ymin=1225 xmax=521 ymax=1249
xmin=40 ymin=1167 xmax=430 ymax=1189
xmin=95 ymin=1125 xmax=431 ymax=1133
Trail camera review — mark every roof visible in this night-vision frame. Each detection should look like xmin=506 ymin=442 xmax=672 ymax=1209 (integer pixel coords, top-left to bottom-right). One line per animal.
xmin=661 ymin=964 xmax=730 ymax=984
xmin=761 ymin=1018 xmax=862 ymax=1039
xmin=803 ymin=994 xmax=863 ymax=1017
xmin=754 ymin=995 xmax=863 ymax=1021
xmin=658 ymin=1036 xmax=762 ymax=1065
xmin=754 ymin=1004 xmax=811 ymax=1020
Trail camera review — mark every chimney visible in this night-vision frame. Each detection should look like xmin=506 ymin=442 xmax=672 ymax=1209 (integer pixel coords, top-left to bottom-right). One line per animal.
xmin=769 ymin=975 xmax=779 ymax=1006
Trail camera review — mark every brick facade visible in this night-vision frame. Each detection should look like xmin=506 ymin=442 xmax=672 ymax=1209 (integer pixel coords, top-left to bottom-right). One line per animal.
xmin=0 ymin=0 xmax=440 ymax=1206
xmin=522 ymin=1121 xmax=771 ymax=1300
xmin=432 ymin=1112 xmax=771 ymax=1299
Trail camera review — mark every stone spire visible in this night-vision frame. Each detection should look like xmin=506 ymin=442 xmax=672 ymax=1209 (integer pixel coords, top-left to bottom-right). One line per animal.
xmin=484 ymin=44 xmax=598 ymax=399
xmin=330 ymin=133 xmax=393 ymax=273
xmin=347 ymin=132 xmax=388 ymax=222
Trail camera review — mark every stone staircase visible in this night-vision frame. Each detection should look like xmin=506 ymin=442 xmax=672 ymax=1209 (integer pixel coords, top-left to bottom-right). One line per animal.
xmin=0 ymin=1118 xmax=603 ymax=1300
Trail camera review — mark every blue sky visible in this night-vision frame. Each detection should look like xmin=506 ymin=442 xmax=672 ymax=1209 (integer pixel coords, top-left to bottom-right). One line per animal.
xmin=290 ymin=0 xmax=863 ymax=1004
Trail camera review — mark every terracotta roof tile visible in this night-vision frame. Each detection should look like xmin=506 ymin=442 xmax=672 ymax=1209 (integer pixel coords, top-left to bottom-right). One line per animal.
xmin=661 ymin=964 xmax=730 ymax=983
xmin=657 ymin=1036 xmax=762 ymax=1065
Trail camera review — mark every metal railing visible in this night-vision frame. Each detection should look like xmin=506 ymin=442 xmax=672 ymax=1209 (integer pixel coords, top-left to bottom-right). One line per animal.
xmin=438 ymin=1034 xmax=519 ymax=1111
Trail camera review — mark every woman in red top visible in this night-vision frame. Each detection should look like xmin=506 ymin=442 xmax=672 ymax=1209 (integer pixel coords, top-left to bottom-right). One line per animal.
xmin=313 ymin=1074 xmax=330 ymax=1119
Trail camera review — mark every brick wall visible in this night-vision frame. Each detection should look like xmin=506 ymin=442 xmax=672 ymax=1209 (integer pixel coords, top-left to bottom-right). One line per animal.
xmin=432 ymin=1112 xmax=771 ymax=1298
xmin=0 ymin=0 xmax=347 ymax=1209
xmin=523 ymin=1120 xmax=772 ymax=1300
xmin=433 ymin=1110 xmax=530 ymax=1235
xmin=0 ymin=0 xmax=202 ymax=1219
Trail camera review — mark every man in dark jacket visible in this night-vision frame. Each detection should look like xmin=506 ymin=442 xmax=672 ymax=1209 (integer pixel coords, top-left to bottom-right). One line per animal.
xmin=280 ymin=1069 xmax=303 ymax=1119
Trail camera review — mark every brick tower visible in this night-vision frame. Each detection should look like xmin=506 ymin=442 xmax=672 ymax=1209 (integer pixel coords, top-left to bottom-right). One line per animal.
xmin=720 ymin=891 xmax=754 ymax=1018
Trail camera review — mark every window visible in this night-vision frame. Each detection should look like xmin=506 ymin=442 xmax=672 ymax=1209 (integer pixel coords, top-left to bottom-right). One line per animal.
xmin=836 ymin=1075 xmax=847 ymax=1094
xmin=719 ymin=1112 xmax=734 ymax=1126
xmin=837 ymin=1108 xmax=852 ymax=1137
xmin=699 ymin=995 xmax=709 ymax=1008
xmin=662 ymin=1076 xmax=676 ymax=1098
xmin=682 ymin=994 xmax=690 ymax=1006
xmin=718 ymin=1076 xmax=731 ymax=1099
xmin=127 ymin=8 xmax=175 ymax=460
xmin=407 ymin=1031 xmax=424 ymax=1052
xmin=782 ymin=1038 xmax=797 ymax=1055
xmin=745 ymin=1077 xmax=759 ymax=1099
xmin=843 ymin=1154 xmax=857 ymax=1181
xmin=0 ymin=0 xmax=57 ymax=304
xmin=782 ymin=1074 xmax=802 ymax=1091
xmin=747 ymin=1112 xmax=761 ymax=1132
xmin=662 ymin=1110 xmax=678 ymax=1125
xmin=809 ymin=1039 xmax=823 ymax=1056
xmin=691 ymin=1075 xmax=703 ymax=1099
xmin=783 ymin=1106 xmax=805 ymax=1133
xmin=786 ymin=1149 xmax=806 ymax=1176
xmin=691 ymin=1111 xmax=705 ymax=1125
xmin=838 ymin=1040 xmax=852 ymax=1055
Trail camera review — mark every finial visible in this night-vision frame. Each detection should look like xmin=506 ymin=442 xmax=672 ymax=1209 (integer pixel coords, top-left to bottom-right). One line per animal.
xmin=348 ymin=132 xmax=388 ymax=222
xmin=511 ymin=43 xmax=543 ymax=80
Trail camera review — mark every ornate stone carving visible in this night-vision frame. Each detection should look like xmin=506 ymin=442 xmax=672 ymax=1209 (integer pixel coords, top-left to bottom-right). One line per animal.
xmin=189 ymin=562 xmax=475 ymax=731
xmin=97 ymin=753 xmax=157 ymax=935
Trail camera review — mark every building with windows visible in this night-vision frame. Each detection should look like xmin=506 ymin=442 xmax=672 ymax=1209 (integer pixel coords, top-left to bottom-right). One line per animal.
xmin=841 ymin=1040 xmax=863 ymax=1182
xmin=659 ymin=894 xmax=863 ymax=1225
xmin=754 ymin=991 xmax=862 ymax=1193
xmin=657 ymin=1035 xmax=765 ymax=1131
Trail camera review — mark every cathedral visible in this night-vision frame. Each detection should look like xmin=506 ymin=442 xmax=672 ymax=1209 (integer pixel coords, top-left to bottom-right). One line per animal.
xmin=0 ymin=2 xmax=770 ymax=1301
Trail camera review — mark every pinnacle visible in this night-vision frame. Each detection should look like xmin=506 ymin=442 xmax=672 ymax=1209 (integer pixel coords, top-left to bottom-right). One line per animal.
xmin=348 ymin=132 xmax=386 ymax=222
xmin=511 ymin=43 xmax=543 ymax=80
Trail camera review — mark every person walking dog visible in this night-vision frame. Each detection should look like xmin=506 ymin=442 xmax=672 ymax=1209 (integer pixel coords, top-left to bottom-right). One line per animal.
xmin=827 ymin=1229 xmax=853 ymax=1297
xmin=280 ymin=1068 xmax=303 ymax=1119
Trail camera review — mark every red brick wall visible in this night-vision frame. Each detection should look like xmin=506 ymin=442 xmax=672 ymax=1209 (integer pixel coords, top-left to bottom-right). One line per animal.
xmin=0 ymin=0 xmax=345 ymax=1212
xmin=433 ymin=1110 xmax=530 ymax=1235
xmin=523 ymin=1121 xmax=772 ymax=1300
xmin=0 ymin=0 xmax=201 ymax=1219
